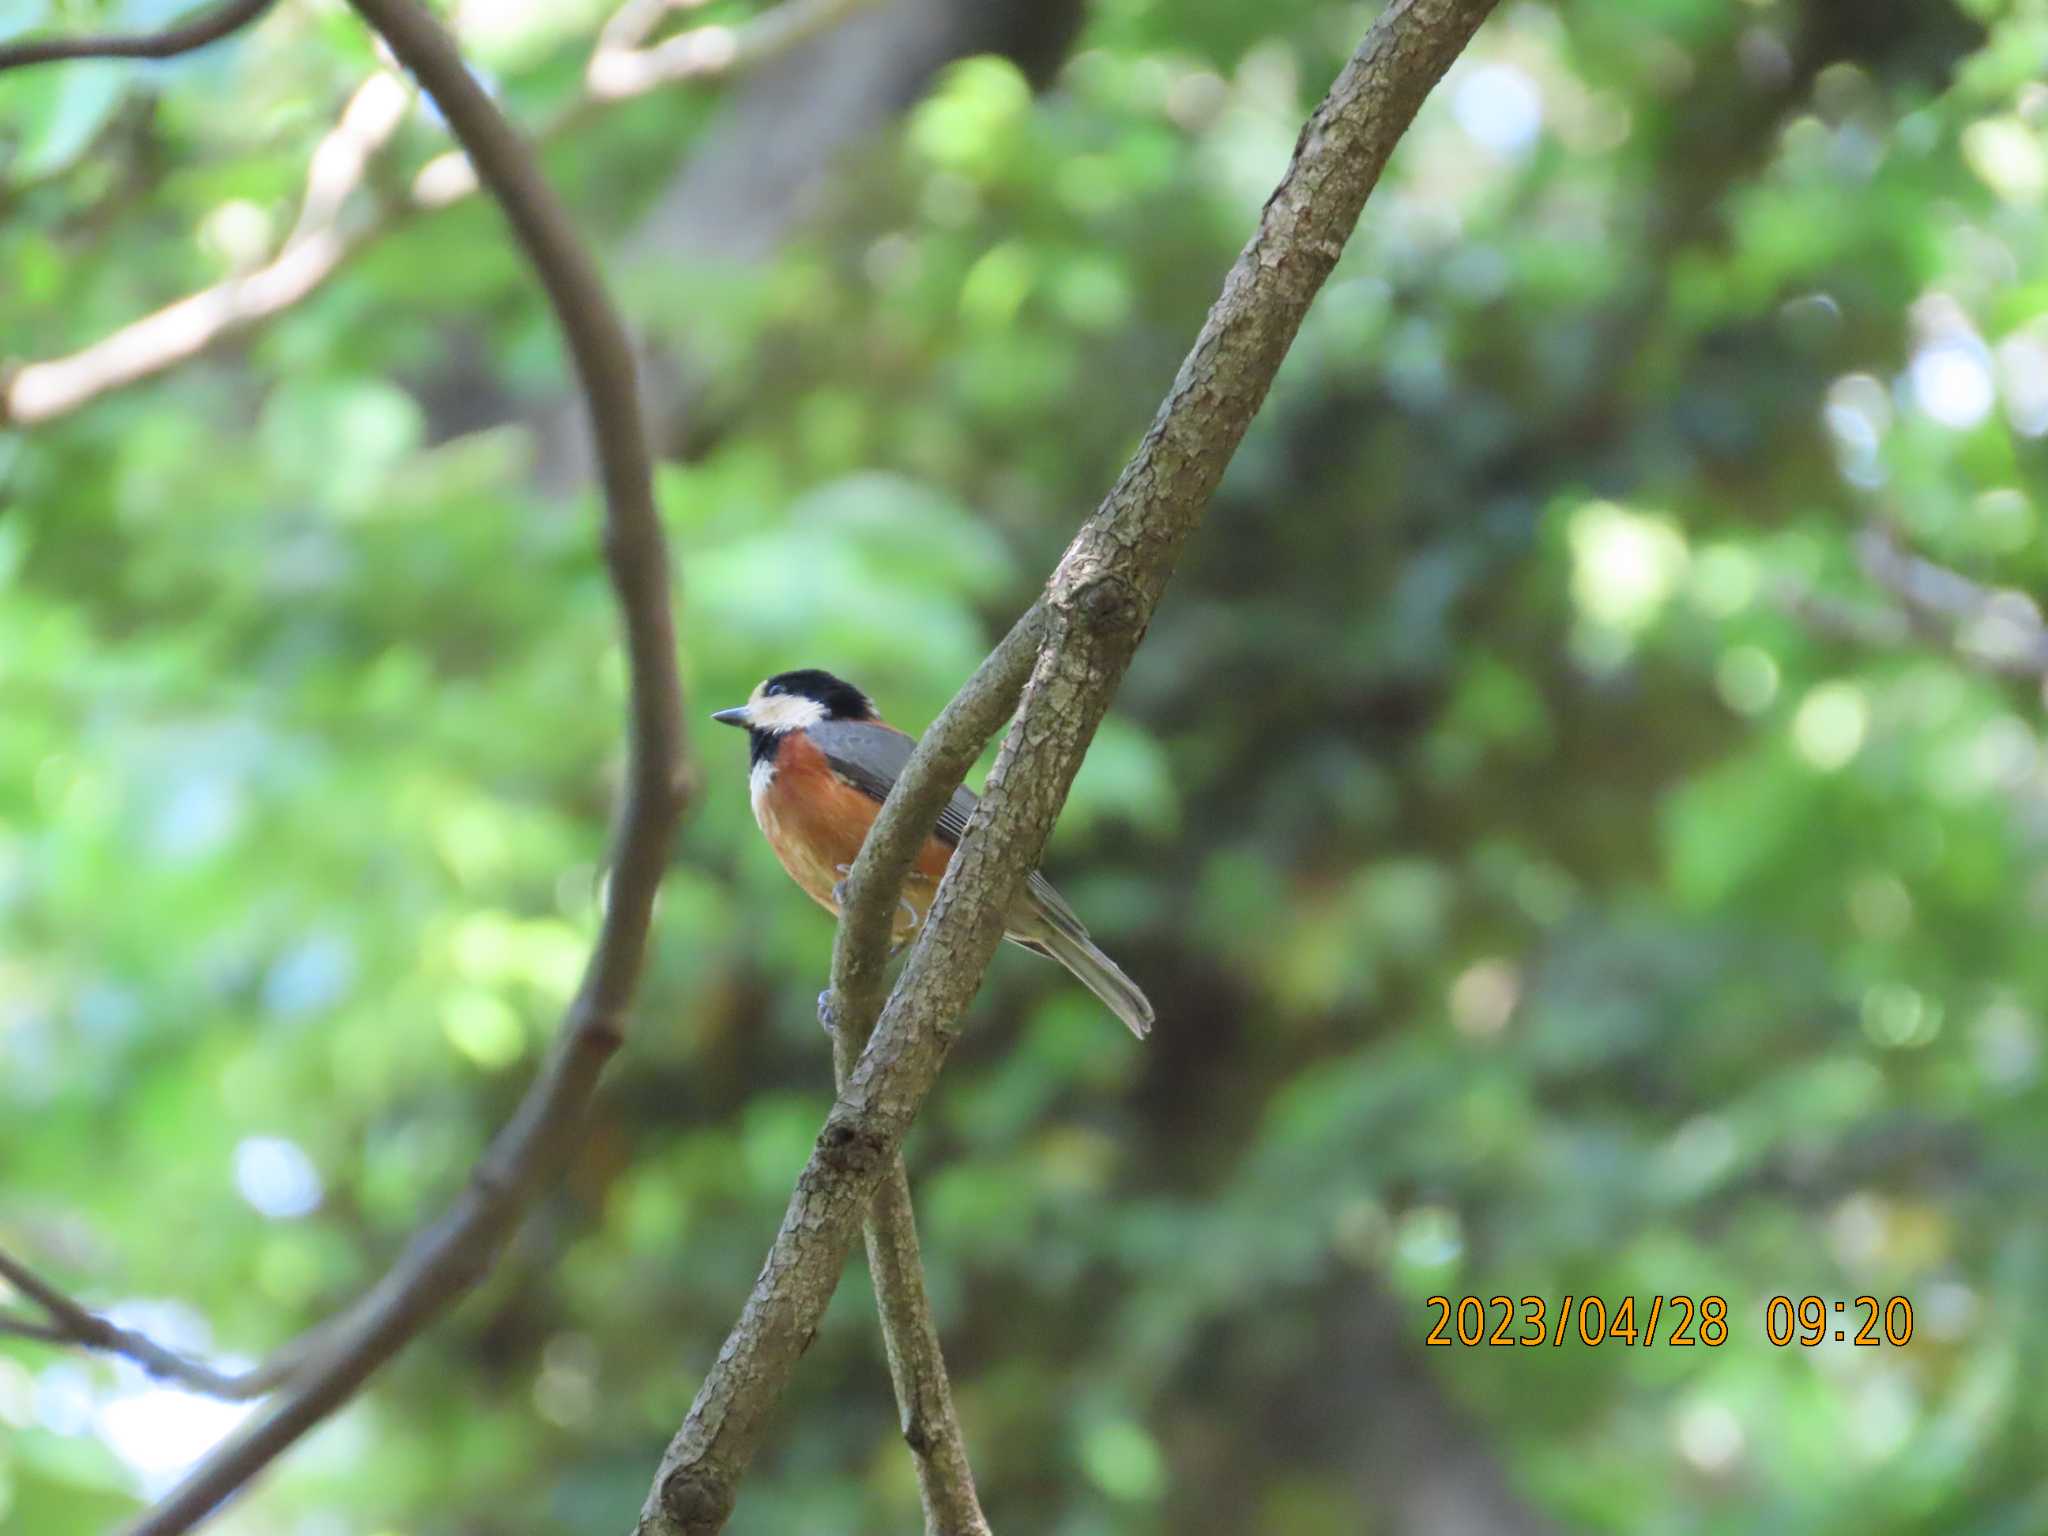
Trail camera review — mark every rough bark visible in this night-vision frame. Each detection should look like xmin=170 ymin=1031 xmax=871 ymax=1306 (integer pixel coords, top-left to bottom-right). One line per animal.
xmin=636 ymin=4 xmax=1500 ymax=1531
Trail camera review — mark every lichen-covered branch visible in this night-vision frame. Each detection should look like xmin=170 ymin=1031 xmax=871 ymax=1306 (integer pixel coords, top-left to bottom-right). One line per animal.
xmin=636 ymin=3 xmax=1499 ymax=1531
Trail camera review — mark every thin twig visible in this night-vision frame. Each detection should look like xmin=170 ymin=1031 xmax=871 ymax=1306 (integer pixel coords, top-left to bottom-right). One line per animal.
xmin=0 ymin=0 xmax=276 ymax=72
xmin=829 ymin=607 xmax=1046 ymax=1046
xmin=860 ymin=1165 xmax=989 ymax=1535
xmin=586 ymin=0 xmax=867 ymax=100
xmin=111 ymin=0 xmax=689 ymax=1529
xmin=0 ymin=1311 xmax=71 ymax=1344
xmin=0 ymin=1246 xmax=286 ymax=1397
xmin=636 ymin=3 xmax=1500 ymax=1531
xmin=0 ymin=0 xmax=877 ymax=426
xmin=1 ymin=69 xmax=413 ymax=427
xmin=1772 ymin=524 xmax=2048 ymax=686
xmin=1856 ymin=523 xmax=2048 ymax=678
xmin=824 ymin=1010 xmax=992 ymax=1534
xmin=808 ymin=610 xmax=1047 ymax=1530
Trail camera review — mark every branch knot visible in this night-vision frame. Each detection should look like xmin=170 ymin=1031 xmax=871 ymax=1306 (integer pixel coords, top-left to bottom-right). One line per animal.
xmin=817 ymin=1114 xmax=890 ymax=1177
xmin=659 ymin=1469 xmax=736 ymax=1534
xmin=1059 ymin=572 xmax=1145 ymax=636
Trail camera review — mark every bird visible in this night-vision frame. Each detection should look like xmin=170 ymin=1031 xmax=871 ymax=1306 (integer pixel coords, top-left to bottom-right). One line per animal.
xmin=712 ymin=668 xmax=1154 ymax=1038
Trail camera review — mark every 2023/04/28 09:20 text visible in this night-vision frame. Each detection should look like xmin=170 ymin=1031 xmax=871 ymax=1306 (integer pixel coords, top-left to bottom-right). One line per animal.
xmin=1425 ymin=1295 xmax=1918 ymax=1347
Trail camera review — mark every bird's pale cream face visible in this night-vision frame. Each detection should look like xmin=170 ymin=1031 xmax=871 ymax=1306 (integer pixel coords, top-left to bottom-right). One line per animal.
xmin=741 ymin=679 xmax=828 ymax=734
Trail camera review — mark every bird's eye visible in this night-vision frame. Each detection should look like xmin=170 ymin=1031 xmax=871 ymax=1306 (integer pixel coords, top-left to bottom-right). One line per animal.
xmin=764 ymin=682 xmax=784 ymax=696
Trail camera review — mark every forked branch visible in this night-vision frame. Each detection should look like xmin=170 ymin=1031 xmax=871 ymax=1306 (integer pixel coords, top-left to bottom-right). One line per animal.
xmin=638 ymin=3 xmax=1500 ymax=1532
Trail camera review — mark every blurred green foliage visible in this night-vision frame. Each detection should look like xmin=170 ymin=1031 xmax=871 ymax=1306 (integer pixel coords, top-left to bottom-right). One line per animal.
xmin=5 ymin=0 xmax=2048 ymax=1532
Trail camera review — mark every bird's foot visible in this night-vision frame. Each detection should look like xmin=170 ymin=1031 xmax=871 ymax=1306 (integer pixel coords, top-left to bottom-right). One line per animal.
xmin=816 ymin=989 xmax=837 ymax=1036
xmin=830 ymin=862 xmax=854 ymax=908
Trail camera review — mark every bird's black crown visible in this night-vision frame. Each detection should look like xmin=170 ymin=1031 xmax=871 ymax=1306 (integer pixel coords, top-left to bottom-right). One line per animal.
xmin=761 ymin=669 xmax=876 ymax=721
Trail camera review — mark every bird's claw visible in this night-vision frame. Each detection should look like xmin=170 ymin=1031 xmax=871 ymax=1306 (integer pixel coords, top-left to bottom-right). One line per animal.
xmin=817 ymin=989 xmax=837 ymax=1035
xmin=829 ymin=866 xmax=923 ymax=948
xmin=886 ymin=896 xmax=922 ymax=958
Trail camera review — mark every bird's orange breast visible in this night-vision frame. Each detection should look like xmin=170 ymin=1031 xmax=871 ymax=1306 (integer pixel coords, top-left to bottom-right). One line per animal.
xmin=753 ymin=730 xmax=954 ymax=935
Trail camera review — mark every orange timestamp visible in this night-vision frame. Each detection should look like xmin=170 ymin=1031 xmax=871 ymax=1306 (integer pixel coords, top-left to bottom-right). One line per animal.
xmin=1764 ymin=1295 xmax=1914 ymax=1347
xmin=1424 ymin=1294 xmax=1729 ymax=1348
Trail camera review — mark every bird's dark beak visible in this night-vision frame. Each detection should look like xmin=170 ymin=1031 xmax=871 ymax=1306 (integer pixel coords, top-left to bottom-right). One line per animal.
xmin=710 ymin=706 xmax=751 ymax=728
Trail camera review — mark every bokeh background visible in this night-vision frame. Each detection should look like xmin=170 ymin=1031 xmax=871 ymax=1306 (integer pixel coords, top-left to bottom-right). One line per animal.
xmin=5 ymin=0 xmax=2048 ymax=1531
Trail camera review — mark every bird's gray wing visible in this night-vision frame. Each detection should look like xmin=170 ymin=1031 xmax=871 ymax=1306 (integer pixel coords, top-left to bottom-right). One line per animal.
xmin=808 ymin=719 xmax=1088 ymax=937
xmin=808 ymin=721 xmax=972 ymax=839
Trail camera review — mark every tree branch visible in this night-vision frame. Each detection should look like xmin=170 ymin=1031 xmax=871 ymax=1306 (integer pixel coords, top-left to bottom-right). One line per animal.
xmin=0 ymin=1246 xmax=289 ymax=1398
xmin=0 ymin=0 xmax=275 ymax=72
xmin=1855 ymin=522 xmax=2048 ymax=679
xmin=859 ymin=1164 xmax=988 ymax=1535
xmin=0 ymin=0 xmax=875 ymax=427
xmin=829 ymin=605 xmax=1046 ymax=1054
xmin=824 ymin=1008 xmax=995 ymax=1535
xmin=587 ymin=0 xmax=870 ymax=101
xmin=94 ymin=0 xmax=689 ymax=1529
xmin=0 ymin=70 xmax=414 ymax=428
xmin=821 ymin=609 xmax=1044 ymax=1532
xmin=1772 ymin=522 xmax=2048 ymax=686
xmin=637 ymin=3 xmax=1498 ymax=1531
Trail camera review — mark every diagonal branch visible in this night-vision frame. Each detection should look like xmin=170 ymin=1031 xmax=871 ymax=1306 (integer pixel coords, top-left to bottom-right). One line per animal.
xmin=859 ymin=1167 xmax=987 ymax=1534
xmin=825 ymin=1009 xmax=994 ymax=1535
xmin=1773 ymin=522 xmax=2048 ymax=685
xmin=637 ymin=3 xmax=1499 ymax=1532
xmin=587 ymin=0 xmax=869 ymax=100
xmin=0 ymin=0 xmax=276 ymax=72
xmin=1 ymin=70 xmax=413 ymax=428
xmin=83 ymin=0 xmax=692 ymax=1529
xmin=817 ymin=610 xmax=1047 ymax=1533
xmin=1855 ymin=522 xmax=2048 ymax=679
xmin=0 ymin=0 xmax=876 ymax=427
xmin=829 ymin=607 xmax=1046 ymax=1045
xmin=0 ymin=1246 xmax=286 ymax=1398
xmin=809 ymin=609 xmax=1049 ymax=1532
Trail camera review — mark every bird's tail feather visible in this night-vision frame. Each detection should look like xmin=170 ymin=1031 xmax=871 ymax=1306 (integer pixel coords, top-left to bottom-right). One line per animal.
xmin=1016 ymin=928 xmax=1154 ymax=1039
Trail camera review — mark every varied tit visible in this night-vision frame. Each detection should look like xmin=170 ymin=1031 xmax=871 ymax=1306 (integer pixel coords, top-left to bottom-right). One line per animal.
xmin=713 ymin=669 xmax=1154 ymax=1039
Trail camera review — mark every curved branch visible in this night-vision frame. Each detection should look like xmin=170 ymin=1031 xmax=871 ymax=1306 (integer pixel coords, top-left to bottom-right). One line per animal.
xmin=0 ymin=0 xmax=276 ymax=72
xmin=638 ymin=3 xmax=1499 ymax=1531
xmin=115 ymin=0 xmax=689 ymax=1530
